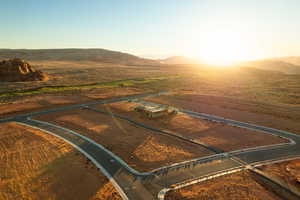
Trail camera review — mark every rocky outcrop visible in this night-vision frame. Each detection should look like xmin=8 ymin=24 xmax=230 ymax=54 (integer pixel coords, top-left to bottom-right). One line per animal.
xmin=0 ymin=58 xmax=48 ymax=82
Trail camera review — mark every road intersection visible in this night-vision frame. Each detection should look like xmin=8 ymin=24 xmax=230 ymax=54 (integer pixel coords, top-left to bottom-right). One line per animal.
xmin=1 ymin=92 xmax=300 ymax=199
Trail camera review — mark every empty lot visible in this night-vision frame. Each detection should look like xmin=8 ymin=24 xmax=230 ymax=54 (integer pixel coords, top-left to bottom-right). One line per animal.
xmin=35 ymin=108 xmax=214 ymax=171
xmin=165 ymin=171 xmax=282 ymax=200
xmin=94 ymin=101 xmax=286 ymax=152
xmin=143 ymin=93 xmax=300 ymax=134
xmin=259 ymin=159 xmax=300 ymax=192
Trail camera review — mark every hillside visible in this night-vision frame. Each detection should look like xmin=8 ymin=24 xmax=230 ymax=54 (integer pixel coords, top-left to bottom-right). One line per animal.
xmin=241 ymin=59 xmax=300 ymax=74
xmin=0 ymin=49 xmax=159 ymax=66
xmin=272 ymin=56 xmax=300 ymax=66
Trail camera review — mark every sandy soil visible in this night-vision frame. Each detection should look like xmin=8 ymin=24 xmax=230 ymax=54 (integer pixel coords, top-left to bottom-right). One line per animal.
xmin=192 ymin=125 xmax=286 ymax=152
xmin=97 ymin=101 xmax=215 ymax=132
xmin=34 ymin=109 xmax=214 ymax=171
xmin=0 ymin=87 xmax=142 ymax=118
xmin=95 ymin=101 xmax=286 ymax=152
xmin=165 ymin=171 xmax=282 ymax=200
xmin=143 ymin=93 xmax=300 ymax=134
xmin=0 ymin=60 xmax=170 ymax=94
xmin=0 ymin=122 xmax=121 ymax=200
xmin=260 ymin=159 xmax=300 ymax=191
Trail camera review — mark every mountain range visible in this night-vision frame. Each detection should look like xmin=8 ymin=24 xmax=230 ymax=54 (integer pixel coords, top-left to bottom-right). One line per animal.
xmin=0 ymin=49 xmax=157 ymax=66
xmin=0 ymin=48 xmax=299 ymax=74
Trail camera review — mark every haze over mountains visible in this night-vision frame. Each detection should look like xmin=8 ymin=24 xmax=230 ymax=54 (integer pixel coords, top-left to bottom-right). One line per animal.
xmin=0 ymin=48 xmax=299 ymax=74
xmin=158 ymin=56 xmax=200 ymax=65
xmin=241 ymin=58 xmax=300 ymax=74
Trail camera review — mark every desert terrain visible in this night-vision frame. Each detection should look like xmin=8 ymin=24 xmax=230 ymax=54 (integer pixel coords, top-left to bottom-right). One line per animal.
xmin=94 ymin=101 xmax=287 ymax=152
xmin=34 ymin=108 xmax=213 ymax=171
xmin=0 ymin=122 xmax=121 ymax=200
xmin=143 ymin=92 xmax=300 ymax=134
xmin=3 ymin=0 xmax=300 ymax=197
xmin=165 ymin=171 xmax=283 ymax=200
xmin=259 ymin=159 xmax=300 ymax=192
xmin=1 ymin=49 xmax=300 ymax=199
xmin=0 ymin=87 xmax=143 ymax=118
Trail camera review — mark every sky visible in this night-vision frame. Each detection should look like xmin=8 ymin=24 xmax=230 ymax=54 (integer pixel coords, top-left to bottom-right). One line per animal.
xmin=1 ymin=0 xmax=300 ymax=62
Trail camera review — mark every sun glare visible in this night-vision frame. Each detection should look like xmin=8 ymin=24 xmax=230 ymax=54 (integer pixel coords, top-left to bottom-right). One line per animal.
xmin=184 ymin=29 xmax=253 ymax=66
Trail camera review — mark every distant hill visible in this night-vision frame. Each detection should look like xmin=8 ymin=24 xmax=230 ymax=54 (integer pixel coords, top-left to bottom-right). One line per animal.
xmin=241 ymin=58 xmax=300 ymax=74
xmin=0 ymin=49 xmax=159 ymax=66
xmin=159 ymin=56 xmax=200 ymax=65
xmin=270 ymin=56 xmax=300 ymax=66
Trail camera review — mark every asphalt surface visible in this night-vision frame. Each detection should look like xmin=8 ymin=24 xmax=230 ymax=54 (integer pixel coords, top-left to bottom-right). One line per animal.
xmin=19 ymin=118 xmax=154 ymax=200
xmin=85 ymin=106 xmax=222 ymax=154
xmin=1 ymin=92 xmax=300 ymax=200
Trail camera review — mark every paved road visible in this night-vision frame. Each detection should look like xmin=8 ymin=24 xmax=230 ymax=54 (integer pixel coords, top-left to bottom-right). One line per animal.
xmin=19 ymin=118 xmax=154 ymax=200
xmin=85 ymin=106 xmax=222 ymax=154
xmin=0 ymin=91 xmax=168 ymax=124
xmin=17 ymin=118 xmax=247 ymax=200
xmin=1 ymin=92 xmax=300 ymax=200
xmin=181 ymin=109 xmax=300 ymax=163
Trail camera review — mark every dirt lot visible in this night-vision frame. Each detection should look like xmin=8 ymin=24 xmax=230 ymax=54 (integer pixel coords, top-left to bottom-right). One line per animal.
xmin=96 ymin=101 xmax=215 ymax=133
xmin=143 ymin=93 xmax=300 ymax=134
xmin=259 ymin=159 xmax=300 ymax=192
xmin=35 ymin=109 xmax=214 ymax=171
xmin=0 ymin=87 xmax=142 ymax=118
xmin=165 ymin=171 xmax=282 ymax=200
xmin=94 ymin=101 xmax=286 ymax=152
xmin=0 ymin=122 xmax=121 ymax=200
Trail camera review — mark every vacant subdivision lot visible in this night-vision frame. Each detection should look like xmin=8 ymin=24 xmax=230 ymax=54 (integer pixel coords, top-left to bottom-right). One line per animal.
xmin=165 ymin=171 xmax=283 ymax=200
xmin=259 ymin=159 xmax=300 ymax=192
xmin=94 ymin=101 xmax=286 ymax=152
xmin=0 ymin=122 xmax=121 ymax=200
xmin=95 ymin=101 xmax=215 ymax=133
xmin=143 ymin=93 xmax=300 ymax=134
xmin=35 ymin=109 xmax=214 ymax=171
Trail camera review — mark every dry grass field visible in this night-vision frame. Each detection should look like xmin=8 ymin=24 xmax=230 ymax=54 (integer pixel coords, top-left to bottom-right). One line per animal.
xmin=0 ymin=122 xmax=121 ymax=200
xmin=165 ymin=171 xmax=282 ymax=200
xmin=1 ymin=62 xmax=299 ymax=131
xmin=95 ymin=101 xmax=286 ymax=152
xmin=1 ymin=58 xmax=299 ymax=199
xmin=95 ymin=101 xmax=215 ymax=133
xmin=0 ymin=87 xmax=142 ymax=118
xmin=259 ymin=159 xmax=300 ymax=192
xmin=143 ymin=92 xmax=300 ymax=134
xmin=34 ymin=109 xmax=214 ymax=171
xmin=1 ymin=61 xmax=299 ymax=108
xmin=0 ymin=60 xmax=172 ymax=94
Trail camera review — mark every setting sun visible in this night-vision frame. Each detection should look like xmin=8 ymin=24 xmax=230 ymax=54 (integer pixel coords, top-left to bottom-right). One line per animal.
xmin=199 ymin=31 xmax=250 ymax=66
xmin=184 ymin=29 xmax=254 ymax=66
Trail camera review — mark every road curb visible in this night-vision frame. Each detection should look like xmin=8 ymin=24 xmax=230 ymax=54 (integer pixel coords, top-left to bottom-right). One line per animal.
xmin=16 ymin=121 xmax=129 ymax=200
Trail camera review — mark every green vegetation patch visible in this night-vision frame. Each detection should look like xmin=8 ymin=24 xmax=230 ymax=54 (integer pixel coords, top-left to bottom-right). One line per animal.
xmin=0 ymin=76 xmax=171 ymax=97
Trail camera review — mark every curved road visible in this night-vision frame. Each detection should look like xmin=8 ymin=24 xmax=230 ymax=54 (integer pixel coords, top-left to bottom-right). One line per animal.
xmin=1 ymin=92 xmax=300 ymax=199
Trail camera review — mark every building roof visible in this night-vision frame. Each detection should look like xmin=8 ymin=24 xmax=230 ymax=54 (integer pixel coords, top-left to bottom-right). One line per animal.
xmin=135 ymin=105 xmax=167 ymax=113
